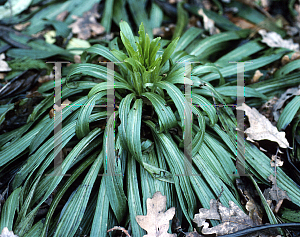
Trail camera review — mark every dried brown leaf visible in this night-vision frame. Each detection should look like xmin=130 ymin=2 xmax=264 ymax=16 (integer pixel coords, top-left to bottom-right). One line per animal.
xmin=272 ymin=85 xmax=300 ymax=121
xmin=153 ymin=24 xmax=176 ymax=38
xmin=68 ymin=4 xmax=105 ymax=40
xmin=228 ymin=15 xmax=257 ymax=29
xmin=258 ymin=29 xmax=299 ymax=51
xmin=198 ymin=8 xmax=220 ymax=35
xmin=291 ymin=52 xmax=300 ymax=61
xmin=264 ymin=175 xmax=291 ymax=213
xmin=281 ymin=55 xmax=290 ymax=66
xmin=49 ymin=99 xmax=72 ymax=118
xmin=193 ymin=199 xmax=255 ymax=236
xmin=259 ymin=96 xmax=278 ymax=122
xmin=0 ymin=73 xmax=6 ymax=80
xmin=236 ymin=103 xmax=290 ymax=148
xmin=236 ymin=179 xmax=263 ymax=226
xmin=136 ymin=192 xmax=176 ymax=237
xmin=251 ymin=70 xmax=263 ymax=83
xmin=13 ymin=22 xmax=31 ymax=31
xmin=38 ymin=72 xmax=54 ymax=84
xmin=270 ymin=155 xmax=283 ymax=167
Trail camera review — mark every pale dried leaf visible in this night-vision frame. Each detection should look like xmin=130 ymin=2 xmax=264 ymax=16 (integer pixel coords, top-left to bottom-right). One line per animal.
xmin=153 ymin=24 xmax=176 ymax=38
xmin=236 ymin=178 xmax=263 ymax=226
xmin=0 ymin=228 xmax=18 ymax=237
xmin=272 ymin=86 xmax=300 ymax=121
xmin=50 ymin=99 xmax=72 ymax=118
xmin=198 ymin=9 xmax=220 ymax=35
xmin=185 ymin=230 xmax=203 ymax=237
xmin=54 ymin=99 xmax=72 ymax=112
xmin=270 ymin=155 xmax=283 ymax=167
xmin=236 ymin=103 xmax=290 ymax=148
xmin=0 ymin=73 xmax=6 ymax=79
xmin=245 ymin=199 xmax=263 ymax=225
xmin=281 ymin=55 xmax=290 ymax=66
xmin=251 ymin=70 xmax=263 ymax=83
xmin=258 ymin=29 xmax=299 ymax=51
xmin=0 ymin=54 xmax=11 ymax=72
xmin=13 ymin=22 xmax=30 ymax=31
xmin=68 ymin=4 xmax=104 ymax=40
xmin=107 ymin=226 xmax=131 ymax=236
xmin=193 ymin=199 xmax=255 ymax=236
xmin=264 ymin=175 xmax=291 ymax=213
xmin=291 ymin=52 xmax=300 ymax=61
xmin=38 ymin=72 xmax=54 ymax=83
xmin=136 ymin=192 xmax=176 ymax=237
xmin=229 ymin=16 xmax=256 ymax=29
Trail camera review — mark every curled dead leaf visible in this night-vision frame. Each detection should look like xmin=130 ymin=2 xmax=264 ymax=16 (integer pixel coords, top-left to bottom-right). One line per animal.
xmin=281 ymin=55 xmax=290 ymax=66
xmin=272 ymin=86 xmax=300 ymax=121
xmin=251 ymin=70 xmax=263 ymax=83
xmin=193 ymin=199 xmax=255 ymax=236
xmin=198 ymin=8 xmax=220 ymax=35
xmin=68 ymin=4 xmax=105 ymax=40
xmin=259 ymin=29 xmax=299 ymax=51
xmin=0 ymin=54 xmax=11 ymax=72
xmin=49 ymin=99 xmax=72 ymax=118
xmin=236 ymin=103 xmax=290 ymax=148
xmin=270 ymin=155 xmax=283 ymax=167
xmin=264 ymin=175 xmax=291 ymax=213
xmin=13 ymin=22 xmax=31 ymax=31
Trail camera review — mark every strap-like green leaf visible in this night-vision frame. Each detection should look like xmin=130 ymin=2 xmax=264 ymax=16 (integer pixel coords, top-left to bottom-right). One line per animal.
xmin=126 ymin=99 xmax=143 ymax=164
xmin=277 ymin=95 xmax=300 ymax=130
xmin=161 ymin=37 xmax=179 ymax=66
xmin=67 ymin=63 xmax=126 ymax=84
xmin=127 ymin=155 xmax=146 ymax=236
xmin=142 ymin=92 xmax=177 ymax=132
xmin=53 ymin=151 xmax=103 ymax=237
xmin=90 ymin=178 xmax=109 ymax=236
xmin=0 ymin=187 xmax=21 ymax=232
xmin=120 ymin=20 xmax=137 ymax=51
xmin=76 ymin=92 xmax=107 ymax=139
xmin=88 ymin=81 xmax=134 ymax=97
xmin=192 ymin=94 xmax=217 ymax=125
xmin=103 ymin=112 xmax=127 ymax=223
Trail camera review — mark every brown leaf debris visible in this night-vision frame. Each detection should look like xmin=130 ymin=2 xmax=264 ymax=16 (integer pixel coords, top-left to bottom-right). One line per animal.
xmin=264 ymin=175 xmax=291 ymax=214
xmin=68 ymin=4 xmax=105 ymax=40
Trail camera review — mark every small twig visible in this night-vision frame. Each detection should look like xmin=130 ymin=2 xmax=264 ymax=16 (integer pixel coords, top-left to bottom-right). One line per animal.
xmin=217 ymin=186 xmax=224 ymax=202
xmin=107 ymin=226 xmax=131 ymax=237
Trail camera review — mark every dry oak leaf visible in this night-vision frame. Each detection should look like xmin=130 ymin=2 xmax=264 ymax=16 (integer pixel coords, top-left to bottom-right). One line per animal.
xmin=68 ymin=4 xmax=104 ymax=40
xmin=136 ymin=192 xmax=176 ymax=237
xmin=236 ymin=103 xmax=290 ymax=148
xmin=193 ymin=199 xmax=255 ymax=236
